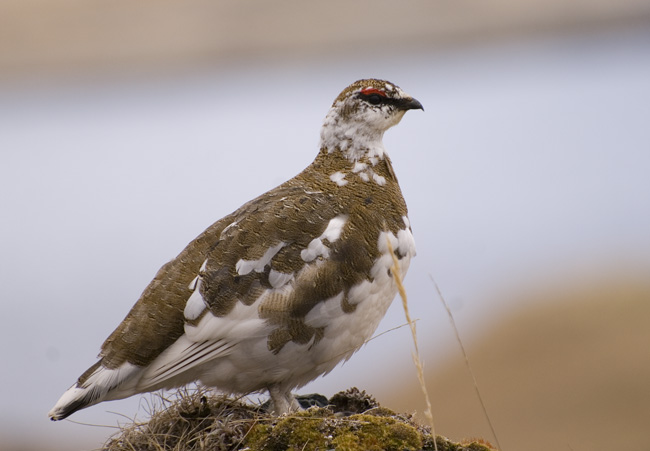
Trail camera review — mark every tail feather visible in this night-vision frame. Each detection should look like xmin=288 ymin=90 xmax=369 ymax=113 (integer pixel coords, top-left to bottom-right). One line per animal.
xmin=48 ymin=361 xmax=140 ymax=421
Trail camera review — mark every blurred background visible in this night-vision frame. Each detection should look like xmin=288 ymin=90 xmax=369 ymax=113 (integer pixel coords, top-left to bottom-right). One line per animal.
xmin=1 ymin=1 xmax=650 ymax=450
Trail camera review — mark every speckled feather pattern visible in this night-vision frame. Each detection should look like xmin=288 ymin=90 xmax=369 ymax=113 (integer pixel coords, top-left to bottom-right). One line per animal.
xmin=49 ymin=78 xmax=422 ymax=420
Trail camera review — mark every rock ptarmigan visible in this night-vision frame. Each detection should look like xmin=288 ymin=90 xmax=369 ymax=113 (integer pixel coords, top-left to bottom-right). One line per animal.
xmin=49 ymin=78 xmax=423 ymax=420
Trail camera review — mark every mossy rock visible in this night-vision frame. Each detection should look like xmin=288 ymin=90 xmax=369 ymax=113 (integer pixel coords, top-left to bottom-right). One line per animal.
xmin=246 ymin=408 xmax=422 ymax=451
xmin=103 ymin=387 xmax=495 ymax=451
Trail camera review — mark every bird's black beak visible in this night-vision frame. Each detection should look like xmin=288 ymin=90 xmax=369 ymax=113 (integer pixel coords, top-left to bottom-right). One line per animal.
xmin=396 ymin=97 xmax=424 ymax=112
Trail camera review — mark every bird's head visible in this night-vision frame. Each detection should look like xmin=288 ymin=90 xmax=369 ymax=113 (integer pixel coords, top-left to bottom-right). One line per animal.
xmin=320 ymin=79 xmax=423 ymax=160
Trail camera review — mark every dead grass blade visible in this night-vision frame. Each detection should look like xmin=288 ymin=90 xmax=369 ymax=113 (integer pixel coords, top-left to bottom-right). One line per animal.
xmin=386 ymin=236 xmax=438 ymax=451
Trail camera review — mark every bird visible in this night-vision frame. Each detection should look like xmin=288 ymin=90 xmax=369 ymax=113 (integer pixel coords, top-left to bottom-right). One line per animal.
xmin=49 ymin=78 xmax=423 ymax=421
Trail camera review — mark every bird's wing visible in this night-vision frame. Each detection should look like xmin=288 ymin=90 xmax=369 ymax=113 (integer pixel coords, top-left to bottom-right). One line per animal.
xmin=135 ymin=183 xmax=396 ymax=386
xmin=191 ymin=197 xmax=376 ymax=345
xmin=94 ymin=209 xmax=239 ymax=371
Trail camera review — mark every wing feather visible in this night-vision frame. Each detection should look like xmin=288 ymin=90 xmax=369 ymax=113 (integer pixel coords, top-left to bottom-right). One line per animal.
xmin=138 ymin=336 xmax=234 ymax=389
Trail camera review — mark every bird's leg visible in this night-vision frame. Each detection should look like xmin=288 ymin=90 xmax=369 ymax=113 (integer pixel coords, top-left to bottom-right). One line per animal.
xmin=268 ymin=385 xmax=300 ymax=415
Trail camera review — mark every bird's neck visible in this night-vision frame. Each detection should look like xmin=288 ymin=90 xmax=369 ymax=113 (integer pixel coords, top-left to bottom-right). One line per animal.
xmin=302 ymin=143 xmax=398 ymax=190
xmin=319 ymin=109 xmax=387 ymax=163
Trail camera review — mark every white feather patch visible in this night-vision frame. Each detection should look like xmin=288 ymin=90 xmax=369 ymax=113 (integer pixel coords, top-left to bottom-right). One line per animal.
xmin=402 ymin=215 xmax=410 ymax=229
xmin=397 ymin=228 xmax=417 ymax=258
xmin=49 ymin=361 xmax=141 ymax=419
xmin=372 ymin=173 xmax=386 ymax=186
xmin=220 ymin=221 xmax=238 ymax=239
xmin=329 ymin=171 xmax=348 ymax=186
xmin=184 ymin=258 xmax=210 ymax=320
xmin=185 ymin=295 xmax=269 ymax=343
xmin=301 ymin=215 xmax=348 ymax=262
xmin=375 ymin=227 xmax=415 ymax=279
xmin=321 ymin=215 xmax=347 ymax=242
xmin=188 ymin=275 xmax=199 ymax=291
xmin=184 ymin=284 xmax=206 ymax=320
xmin=236 ymin=242 xmax=285 ymax=276
xmin=377 ymin=230 xmax=399 ymax=255
xmin=304 ymin=292 xmax=345 ymax=328
xmin=269 ymin=269 xmax=294 ymax=289
xmin=352 ymin=162 xmax=368 ymax=173
xmin=301 ymin=238 xmax=329 ymax=262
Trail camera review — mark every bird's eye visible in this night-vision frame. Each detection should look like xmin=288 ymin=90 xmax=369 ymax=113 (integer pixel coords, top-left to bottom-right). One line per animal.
xmin=368 ymin=94 xmax=382 ymax=105
xmin=359 ymin=88 xmax=387 ymax=106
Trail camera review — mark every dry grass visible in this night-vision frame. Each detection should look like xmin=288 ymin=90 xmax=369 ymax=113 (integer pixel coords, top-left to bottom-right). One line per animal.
xmin=386 ymin=237 xmax=437 ymax=450
xmin=103 ymin=387 xmax=260 ymax=451
xmin=431 ymin=276 xmax=503 ymax=451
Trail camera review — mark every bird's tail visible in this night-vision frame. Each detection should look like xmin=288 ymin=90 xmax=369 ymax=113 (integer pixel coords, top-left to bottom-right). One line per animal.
xmin=48 ymin=360 xmax=140 ymax=421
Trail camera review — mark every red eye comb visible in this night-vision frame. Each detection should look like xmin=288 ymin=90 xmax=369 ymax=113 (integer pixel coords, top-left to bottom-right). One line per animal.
xmin=360 ymin=87 xmax=387 ymax=96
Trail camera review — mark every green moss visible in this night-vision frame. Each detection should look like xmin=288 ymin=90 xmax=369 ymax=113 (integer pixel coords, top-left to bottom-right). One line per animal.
xmin=245 ymin=408 xmax=422 ymax=451
xmin=334 ymin=413 xmax=422 ymax=451
xmin=245 ymin=410 xmax=323 ymax=451
xmin=424 ymin=436 xmax=495 ymax=451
